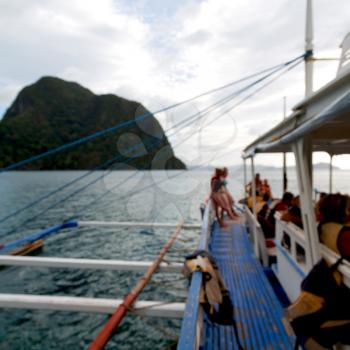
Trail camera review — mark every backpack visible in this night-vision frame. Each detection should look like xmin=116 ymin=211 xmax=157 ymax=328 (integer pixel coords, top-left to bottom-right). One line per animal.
xmin=184 ymin=250 xmax=244 ymax=350
xmin=286 ymin=225 xmax=350 ymax=349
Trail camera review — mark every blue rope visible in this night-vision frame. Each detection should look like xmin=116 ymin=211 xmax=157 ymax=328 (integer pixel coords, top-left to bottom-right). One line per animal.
xmin=0 ymin=55 xmax=305 ymax=238
xmin=0 ymin=152 xmax=216 ymax=253
xmin=3 ymin=89 xmax=240 ymax=235
xmin=71 ymin=61 xmax=305 ymax=221
xmin=0 ymin=79 xmax=244 ymax=227
xmin=0 ymin=62 xmax=288 ymax=227
xmin=216 ymin=58 xmax=303 ymax=120
xmin=0 ymin=59 xmax=299 ymax=249
xmin=167 ymin=60 xmax=294 ymax=138
xmin=0 ymin=55 xmax=305 ymax=173
xmin=74 ymin=148 xmax=231 ymax=221
xmin=0 ymin=149 xmax=145 ymax=225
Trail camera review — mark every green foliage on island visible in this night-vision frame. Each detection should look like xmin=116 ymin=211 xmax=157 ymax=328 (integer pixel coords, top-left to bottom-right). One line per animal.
xmin=0 ymin=77 xmax=186 ymax=170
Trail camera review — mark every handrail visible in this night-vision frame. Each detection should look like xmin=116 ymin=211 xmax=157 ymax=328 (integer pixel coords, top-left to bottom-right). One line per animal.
xmin=275 ymin=216 xmax=350 ymax=288
xmin=245 ymin=206 xmax=269 ymax=266
xmin=177 ymin=201 xmax=213 ymax=350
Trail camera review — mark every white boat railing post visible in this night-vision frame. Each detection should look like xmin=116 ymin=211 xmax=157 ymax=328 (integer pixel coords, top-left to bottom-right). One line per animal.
xmin=250 ymin=156 xmax=259 ymax=258
xmin=305 ymin=0 xmax=314 ymax=97
xmin=243 ymin=158 xmax=247 ymax=198
xmin=282 ymin=96 xmax=287 ymax=194
xmin=245 ymin=205 xmax=269 ymax=267
xmin=177 ymin=200 xmax=213 ymax=350
xmin=329 ymin=153 xmax=333 ymax=194
xmin=292 ymin=138 xmax=320 ymax=270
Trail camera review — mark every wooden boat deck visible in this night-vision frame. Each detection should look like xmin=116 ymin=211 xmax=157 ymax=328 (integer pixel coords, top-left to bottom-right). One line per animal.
xmin=177 ymin=219 xmax=295 ymax=350
xmin=203 ymin=222 xmax=295 ymax=349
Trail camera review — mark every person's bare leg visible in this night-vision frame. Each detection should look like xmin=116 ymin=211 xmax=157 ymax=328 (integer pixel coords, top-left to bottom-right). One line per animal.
xmin=221 ymin=194 xmax=237 ymax=220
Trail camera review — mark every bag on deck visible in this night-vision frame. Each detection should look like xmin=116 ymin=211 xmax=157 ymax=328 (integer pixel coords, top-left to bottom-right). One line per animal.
xmin=286 ymin=255 xmax=350 ymax=349
xmin=183 ymin=250 xmax=244 ymax=349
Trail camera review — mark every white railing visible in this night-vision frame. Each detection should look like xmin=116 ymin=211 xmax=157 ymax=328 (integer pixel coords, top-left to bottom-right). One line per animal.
xmin=177 ymin=200 xmax=214 ymax=350
xmin=245 ymin=206 xmax=269 ymax=267
xmin=0 ymin=294 xmax=184 ymax=318
xmin=275 ymin=215 xmax=350 ymax=302
xmin=275 ymin=215 xmax=307 ymax=302
xmin=0 ymin=256 xmax=183 ymax=273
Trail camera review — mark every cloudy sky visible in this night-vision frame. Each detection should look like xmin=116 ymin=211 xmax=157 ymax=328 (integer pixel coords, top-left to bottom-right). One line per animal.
xmin=1 ymin=0 xmax=350 ymax=168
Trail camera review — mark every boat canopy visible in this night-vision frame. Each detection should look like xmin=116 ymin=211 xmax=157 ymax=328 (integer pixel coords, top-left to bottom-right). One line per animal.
xmin=243 ymin=62 xmax=350 ymax=158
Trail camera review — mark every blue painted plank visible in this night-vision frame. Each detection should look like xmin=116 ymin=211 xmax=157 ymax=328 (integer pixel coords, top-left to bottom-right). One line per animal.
xmin=203 ymin=222 xmax=295 ymax=349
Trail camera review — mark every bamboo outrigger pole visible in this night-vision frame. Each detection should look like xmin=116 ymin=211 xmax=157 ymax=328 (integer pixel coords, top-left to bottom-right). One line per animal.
xmin=88 ymin=220 xmax=184 ymax=350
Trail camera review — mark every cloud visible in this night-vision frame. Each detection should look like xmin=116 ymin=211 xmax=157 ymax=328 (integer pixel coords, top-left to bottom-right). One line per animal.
xmin=1 ymin=0 xmax=350 ymax=167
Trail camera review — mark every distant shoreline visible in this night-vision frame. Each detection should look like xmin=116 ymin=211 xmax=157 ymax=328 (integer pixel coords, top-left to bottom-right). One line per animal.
xmin=187 ymin=162 xmax=344 ymax=171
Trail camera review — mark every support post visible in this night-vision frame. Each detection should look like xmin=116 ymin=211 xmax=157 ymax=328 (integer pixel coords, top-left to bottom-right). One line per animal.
xmin=243 ymin=158 xmax=247 ymax=197
xmin=305 ymin=0 xmax=314 ymax=97
xmin=282 ymin=96 xmax=288 ymax=194
xmin=293 ymin=139 xmax=320 ymax=269
xmin=250 ymin=156 xmax=259 ymax=258
xmin=329 ymin=154 xmax=333 ymax=194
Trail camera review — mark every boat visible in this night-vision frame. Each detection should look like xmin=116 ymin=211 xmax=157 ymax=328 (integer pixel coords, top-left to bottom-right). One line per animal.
xmin=0 ymin=1 xmax=349 ymax=349
xmin=8 ymin=239 xmax=44 ymax=256
xmin=177 ymin=1 xmax=350 ymax=349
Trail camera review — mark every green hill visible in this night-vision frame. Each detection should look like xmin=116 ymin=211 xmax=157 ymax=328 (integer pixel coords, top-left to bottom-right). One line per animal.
xmin=0 ymin=77 xmax=186 ymax=170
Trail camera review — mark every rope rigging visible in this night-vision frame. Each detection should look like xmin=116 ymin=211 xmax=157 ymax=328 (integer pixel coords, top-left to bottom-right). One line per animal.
xmin=0 ymin=57 xmax=300 ymax=230
xmin=0 ymin=56 xmax=303 ymax=228
xmin=0 ymin=54 xmax=305 ymax=173
xmin=68 ymin=58 xmax=304 ymax=221
xmin=0 ymin=54 xmax=304 ymax=243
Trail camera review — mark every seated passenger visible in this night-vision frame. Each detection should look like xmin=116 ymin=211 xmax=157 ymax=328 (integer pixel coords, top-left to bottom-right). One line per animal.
xmin=246 ymin=173 xmax=263 ymax=197
xmin=260 ymin=179 xmax=272 ymax=199
xmin=281 ymin=196 xmax=303 ymax=229
xmin=247 ymin=190 xmax=263 ymax=211
xmin=317 ymin=193 xmax=350 ymax=255
xmin=274 ymin=192 xmax=294 ymax=212
xmin=259 ymin=192 xmax=294 ymax=239
xmin=286 ymin=194 xmax=350 ymax=349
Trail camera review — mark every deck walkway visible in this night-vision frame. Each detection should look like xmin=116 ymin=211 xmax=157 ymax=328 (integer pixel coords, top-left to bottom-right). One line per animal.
xmin=204 ymin=222 xmax=295 ymax=349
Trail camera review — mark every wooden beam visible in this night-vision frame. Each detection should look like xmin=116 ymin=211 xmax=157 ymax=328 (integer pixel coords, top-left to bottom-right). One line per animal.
xmin=0 ymin=294 xmax=185 ymax=318
xmin=0 ymin=256 xmax=182 ymax=273
xmin=78 ymin=221 xmax=200 ymax=230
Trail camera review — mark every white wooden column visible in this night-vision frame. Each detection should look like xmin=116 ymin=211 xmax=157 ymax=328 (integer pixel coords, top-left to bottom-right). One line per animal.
xmin=243 ymin=158 xmax=247 ymax=197
xmin=250 ymin=156 xmax=259 ymax=258
xmin=329 ymin=154 xmax=333 ymax=194
xmin=293 ymin=138 xmax=320 ymax=269
xmin=305 ymin=0 xmax=314 ymax=97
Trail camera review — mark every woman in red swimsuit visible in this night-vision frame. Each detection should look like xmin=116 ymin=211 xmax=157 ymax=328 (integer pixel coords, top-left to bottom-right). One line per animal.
xmin=210 ymin=168 xmax=237 ymax=227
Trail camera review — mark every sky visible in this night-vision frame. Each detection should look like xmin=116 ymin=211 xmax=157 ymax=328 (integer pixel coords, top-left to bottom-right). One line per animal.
xmin=1 ymin=0 xmax=350 ymax=168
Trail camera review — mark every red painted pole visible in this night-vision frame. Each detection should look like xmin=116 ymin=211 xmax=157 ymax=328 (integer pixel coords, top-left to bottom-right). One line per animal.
xmin=88 ymin=220 xmax=184 ymax=350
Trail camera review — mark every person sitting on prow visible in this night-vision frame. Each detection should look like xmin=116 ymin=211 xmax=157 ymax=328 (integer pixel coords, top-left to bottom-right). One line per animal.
xmin=222 ymin=167 xmax=237 ymax=215
xmin=210 ymin=168 xmax=237 ymax=227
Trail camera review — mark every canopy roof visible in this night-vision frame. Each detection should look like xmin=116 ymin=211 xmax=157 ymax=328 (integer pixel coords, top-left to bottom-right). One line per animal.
xmin=243 ymin=67 xmax=350 ymax=158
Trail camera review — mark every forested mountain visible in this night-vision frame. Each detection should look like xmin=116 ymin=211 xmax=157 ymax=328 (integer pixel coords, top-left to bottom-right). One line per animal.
xmin=0 ymin=77 xmax=185 ymax=170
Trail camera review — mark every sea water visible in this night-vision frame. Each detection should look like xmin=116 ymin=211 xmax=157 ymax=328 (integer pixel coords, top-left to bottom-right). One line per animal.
xmin=0 ymin=169 xmax=349 ymax=349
